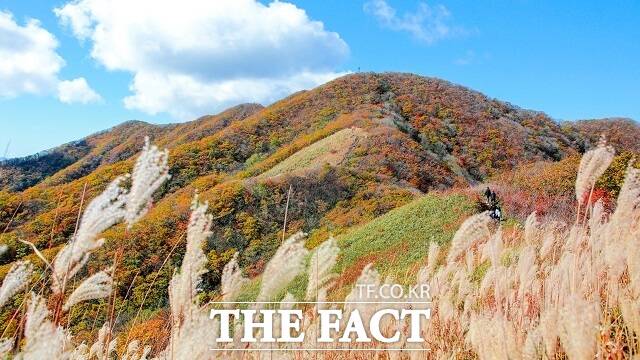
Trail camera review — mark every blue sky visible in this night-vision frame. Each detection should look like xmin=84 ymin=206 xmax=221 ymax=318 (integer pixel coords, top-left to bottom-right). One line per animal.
xmin=1 ymin=0 xmax=638 ymax=157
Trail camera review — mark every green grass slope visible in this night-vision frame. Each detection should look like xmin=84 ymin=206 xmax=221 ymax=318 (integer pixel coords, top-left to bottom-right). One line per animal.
xmin=334 ymin=191 xmax=474 ymax=287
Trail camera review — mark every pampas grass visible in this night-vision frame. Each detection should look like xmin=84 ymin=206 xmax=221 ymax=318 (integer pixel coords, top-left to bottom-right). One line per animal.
xmin=305 ymin=237 xmax=339 ymax=301
xmin=0 ymin=139 xmax=171 ymax=358
xmin=20 ymin=293 xmax=69 ymax=359
xmin=159 ymin=195 xmax=217 ymax=360
xmin=558 ymin=295 xmax=600 ymax=359
xmin=125 ymin=137 xmax=170 ymax=227
xmin=168 ymin=195 xmax=211 ymax=322
xmin=0 ymin=338 xmax=13 ymax=358
xmin=256 ymin=231 xmax=309 ymax=302
xmin=1 ymin=134 xmax=639 ymax=359
xmin=53 ymin=137 xmax=169 ymax=293
xmin=343 ymin=263 xmax=382 ymax=332
xmin=51 ymin=176 xmax=127 ymax=293
xmin=0 ymin=260 xmax=33 ymax=308
xmin=121 ymin=340 xmax=151 ymax=360
xmin=575 ymin=135 xmax=615 ymax=201
xmin=62 ymin=268 xmax=113 ymax=312
xmin=89 ymin=323 xmax=117 ymax=360
xmin=447 ymin=211 xmax=492 ymax=263
xmin=220 ymin=252 xmax=248 ymax=304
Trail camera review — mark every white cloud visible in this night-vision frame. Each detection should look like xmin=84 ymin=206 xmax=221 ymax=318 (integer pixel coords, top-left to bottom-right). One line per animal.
xmin=364 ymin=0 xmax=464 ymax=44
xmin=0 ymin=11 xmax=100 ymax=102
xmin=0 ymin=11 xmax=63 ymax=97
xmin=123 ymin=71 xmax=344 ymax=119
xmin=58 ymin=77 xmax=102 ymax=104
xmin=55 ymin=0 xmax=350 ymax=119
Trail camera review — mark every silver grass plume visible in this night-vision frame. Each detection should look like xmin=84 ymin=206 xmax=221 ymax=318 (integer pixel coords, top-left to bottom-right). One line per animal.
xmin=89 ymin=323 xmax=117 ymax=360
xmin=523 ymin=212 xmax=541 ymax=244
xmin=447 ymin=212 xmax=492 ymax=263
xmin=169 ymin=194 xmax=211 ymax=322
xmin=157 ymin=195 xmax=221 ymax=360
xmin=63 ymin=268 xmax=113 ymax=312
xmin=158 ymin=312 xmax=215 ymax=360
xmin=122 ymin=340 xmax=151 ymax=360
xmin=305 ymin=237 xmax=339 ymax=301
xmin=0 ymin=244 xmax=7 ymax=256
xmin=516 ymin=245 xmax=537 ymax=298
xmin=610 ymin=163 xmax=640 ymax=295
xmin=575 ymin=135 xmax=614 ymax=201
xmin=274 ymin=293 xmax=298 ymax=346
xmin=620 ymin=297 xmax=640 ymax=343
xmin=68 ymin=343 xmax=89 ymax=360
xmin=467 ymin=314 xmax=520 ymax=359
xmin=52 ymin=138 xmax=169 ymax=293
xmin=123 ymin=340 xmax=140 ymax=360
xmin=465 ymin=250 xmax=475 ymax=274
xmin=257 ymin=231 xmax=309 ymax=302
xmin=19 ymin=293 xmax=69 ymax=359
xmin=486 ymin=227 xmax=503 ymax=268
xmin=614 ymin=162 xmax=640 ymax=223
xmin=522 ymin=327 xmax=543 ymax=360
xmin=221 ymin=252 xmax=248 ymax=304
xmin=539 ymin=308 xmax=559 ymax=359
xmin=125 ymin=137 xmax=170 ymax=227
xmin=280 ymin=292 xmax=297 ymax=310
xmin=558 ymin=295 xmax=600 ymax=360
xmin=425 ymin=241 xmax=441 ymax=277
xmin=0 ymin=260 xmax=33 ymax=308
xmin=344 ymin=263 xmax=382 ymax=333
xmin=52 ymin=176 xmax=127 ymax=293
xmin=0 ymin=338 xmax=13 ymax=358
xmin=69 ymin=343 xmax=90 ymax=360
xmin=417 ymin=241 xmax=441 ymax=284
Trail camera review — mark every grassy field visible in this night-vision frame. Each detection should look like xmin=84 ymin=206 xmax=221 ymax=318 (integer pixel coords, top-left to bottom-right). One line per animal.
xmin=258 ymin=127 xmax=366 ymax=178
xmin=334 ymin=191 xmax=474 ymax=286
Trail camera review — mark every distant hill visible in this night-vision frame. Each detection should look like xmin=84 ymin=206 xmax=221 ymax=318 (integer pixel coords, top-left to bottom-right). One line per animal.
xmin=0 ymin=104 xmax=263 ymax=192
xmin=1 ymin=72 xmax=638 ymax=341
xmin=567 ymin=117 xmax=640 ymax=153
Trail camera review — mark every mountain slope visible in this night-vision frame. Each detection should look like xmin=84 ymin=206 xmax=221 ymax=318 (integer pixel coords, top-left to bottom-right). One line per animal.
xmin=0 ymin=103 xmax=263 ymax=192
xmin=567 ymin=117 xmax=640 ymax=153
xmin=0 ymin=72 xmax=614 ymax=268
xmin=1 ymin=72 xmax=636 ymax=341
xmin=0 ymin=121 xmax=164 ymax=192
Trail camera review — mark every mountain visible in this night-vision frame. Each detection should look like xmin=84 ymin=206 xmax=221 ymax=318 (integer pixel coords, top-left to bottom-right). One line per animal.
xmin=0 ymin=104 xmax=263 ymax=192
xmin=0 ymin=72 xmax=638 ymax=341
xmin=567 ymin=117 xmax=640 ymax=153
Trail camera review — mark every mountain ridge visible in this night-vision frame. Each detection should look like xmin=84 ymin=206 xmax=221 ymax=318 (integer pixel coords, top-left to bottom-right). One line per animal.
xmin=1 ymin=72 xmax=638 ymax=342
xmin=3 ymin=72 xmax=639 ymax=250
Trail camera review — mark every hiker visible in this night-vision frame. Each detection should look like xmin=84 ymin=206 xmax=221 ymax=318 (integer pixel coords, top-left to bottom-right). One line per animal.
xmin=484 ymin=187 xmax=502 ymax=221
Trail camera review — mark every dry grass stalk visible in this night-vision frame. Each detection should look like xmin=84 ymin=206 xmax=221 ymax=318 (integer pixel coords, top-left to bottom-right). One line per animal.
xmin=0 ymin=260 xmax=33 ymax=308
xmin=19 ymin=293 xmax=69 ymax=359
xmin=62 ymin=268 xmax=113 ymax=312
xmin=575 ymin=135 xmax=614 ymax=201
xmin=256 ymin=231 xmax=309 ymax=302
xmin=168 ymin=195 xmax=211 ymax=323
xmin=305 ymin=237 xmax=339 ymax=301
xmin=220 ymin=252 xmax=248 ymax=304
xmin=125 ymin=137 xmax=170 ymax=227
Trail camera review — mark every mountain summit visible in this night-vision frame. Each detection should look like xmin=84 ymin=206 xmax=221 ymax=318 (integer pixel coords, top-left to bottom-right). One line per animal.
xmin=0 ymin=72 xmax=638 ymax=343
